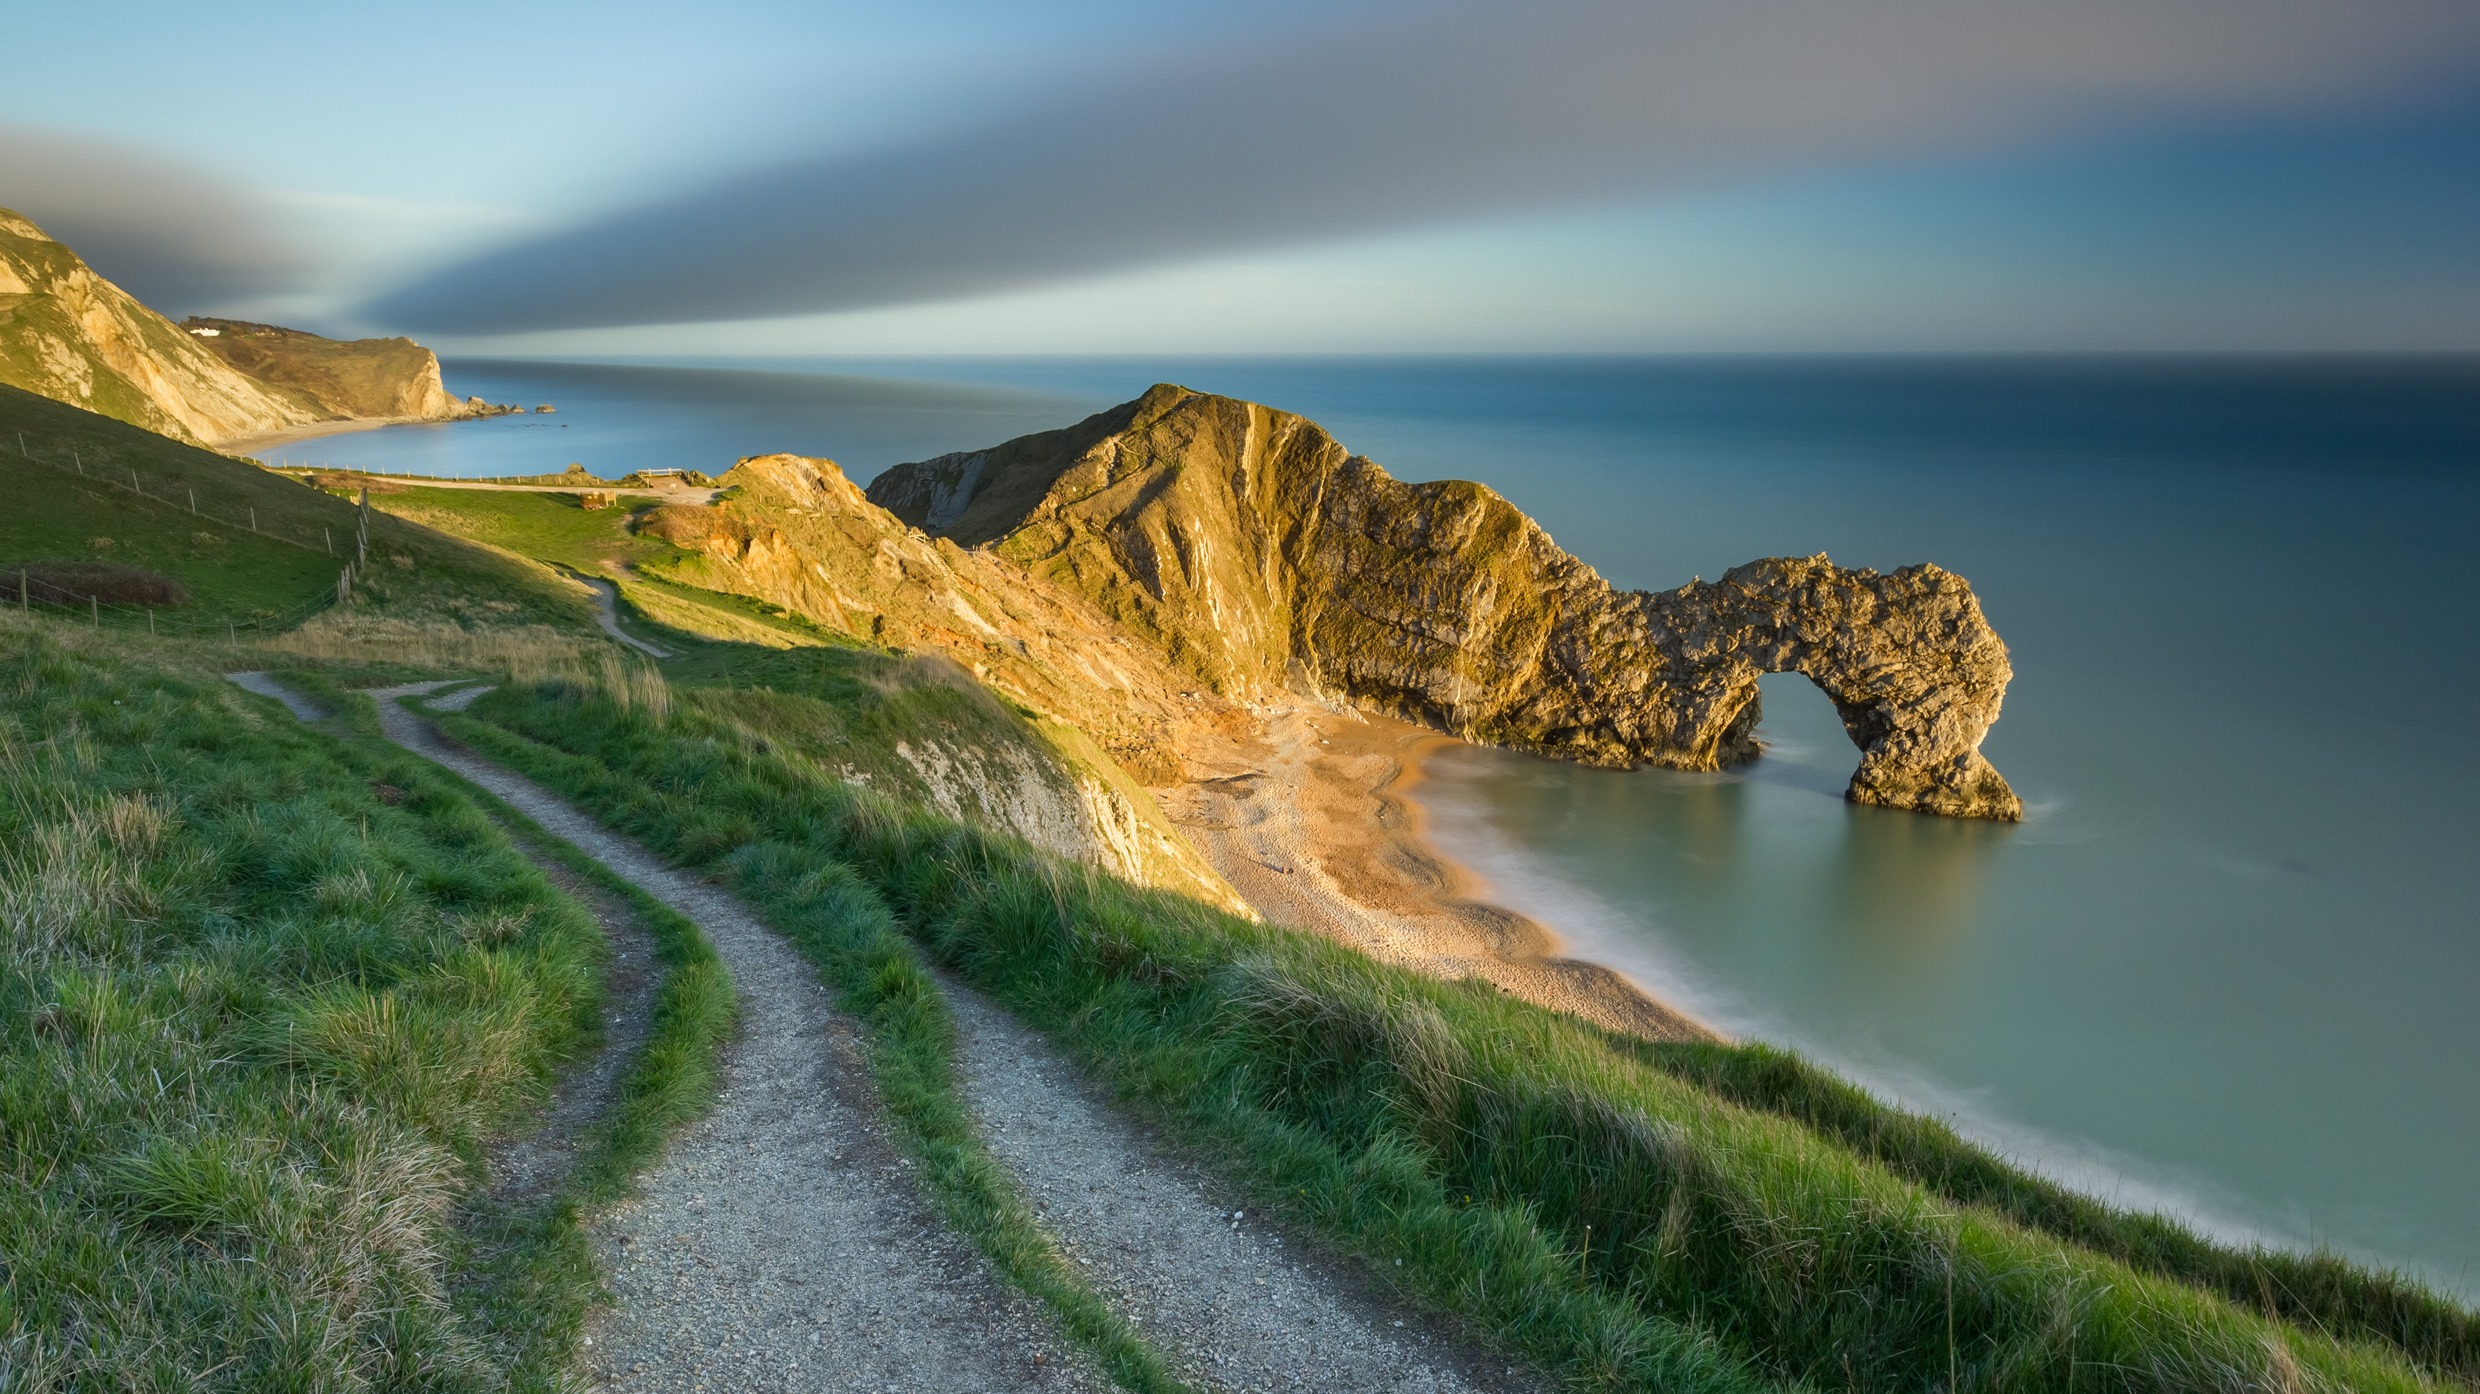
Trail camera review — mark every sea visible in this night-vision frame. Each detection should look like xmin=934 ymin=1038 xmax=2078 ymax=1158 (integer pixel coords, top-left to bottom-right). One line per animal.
xmin=263 ymin=354 xmax=2480 ymax=1294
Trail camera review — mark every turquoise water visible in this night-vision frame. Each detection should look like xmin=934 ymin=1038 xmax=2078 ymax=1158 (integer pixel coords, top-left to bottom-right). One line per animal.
xmin=282 ymin=355 xmax=2480 ymax=1292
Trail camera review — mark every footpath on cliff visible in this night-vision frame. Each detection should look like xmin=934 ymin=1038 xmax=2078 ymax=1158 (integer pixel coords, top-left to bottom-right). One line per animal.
xmin=226 ymin=671 xmax=1543 ymax=1394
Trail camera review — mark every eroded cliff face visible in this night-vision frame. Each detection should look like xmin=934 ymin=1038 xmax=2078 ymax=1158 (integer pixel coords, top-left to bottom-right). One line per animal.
xmin=870 ymin=385 xmax=2020 ymax=820
xmin=0 ymin=210 xmax=472 ymax=446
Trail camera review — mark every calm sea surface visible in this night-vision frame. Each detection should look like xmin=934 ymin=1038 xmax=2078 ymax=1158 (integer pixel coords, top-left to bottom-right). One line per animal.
xmin=274 ymin=355 xmax=2480 ymax=1292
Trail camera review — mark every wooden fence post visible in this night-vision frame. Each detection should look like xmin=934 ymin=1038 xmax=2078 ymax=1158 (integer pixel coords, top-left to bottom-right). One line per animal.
xmin=90 ymin=596 xmax=99 ymax=627
xmin=190 ymin=488 xmax=198 ymax=514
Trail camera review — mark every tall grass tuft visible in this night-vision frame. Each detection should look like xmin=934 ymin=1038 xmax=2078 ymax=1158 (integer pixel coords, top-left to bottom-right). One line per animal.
xmin=443 ymin=673 xmax=2479 ymax=1393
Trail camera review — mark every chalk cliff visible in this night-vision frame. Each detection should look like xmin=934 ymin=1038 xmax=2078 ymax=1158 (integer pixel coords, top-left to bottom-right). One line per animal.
xmin=0 ymin=209 xmax=472 ymax=447
xmin=870 ymin=385 xmax=2020 ymax=820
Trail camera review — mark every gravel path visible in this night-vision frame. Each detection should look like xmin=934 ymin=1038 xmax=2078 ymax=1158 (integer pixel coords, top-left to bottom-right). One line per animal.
xmin=228 ymin=672 xmax=1551 ymax=1392
xmin=944 ymin=985 xmax=1545 ymax=1394
xmin=361 ymin=683 xmax=1108 ymax=1394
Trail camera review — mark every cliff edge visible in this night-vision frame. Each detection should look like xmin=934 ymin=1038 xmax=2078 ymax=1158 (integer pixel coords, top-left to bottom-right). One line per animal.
xmin=870 ymin=384 xmax=2020 ymax=820
xmin=0 ymin=208 xmax=472 ymax=447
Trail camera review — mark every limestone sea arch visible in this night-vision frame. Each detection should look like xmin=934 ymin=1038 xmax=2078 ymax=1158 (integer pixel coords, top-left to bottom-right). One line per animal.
xmin=868 ymin=385 xmax=2020 ymax=821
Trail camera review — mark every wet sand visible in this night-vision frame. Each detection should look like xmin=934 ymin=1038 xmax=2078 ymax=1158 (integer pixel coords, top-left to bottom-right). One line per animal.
xmin=1166 ymin=704 xmax=1715 ymax=1044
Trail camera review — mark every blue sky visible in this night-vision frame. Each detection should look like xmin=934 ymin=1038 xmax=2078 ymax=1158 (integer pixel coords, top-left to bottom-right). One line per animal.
xmin=6 ymin=0 xmax=2478 ymax=351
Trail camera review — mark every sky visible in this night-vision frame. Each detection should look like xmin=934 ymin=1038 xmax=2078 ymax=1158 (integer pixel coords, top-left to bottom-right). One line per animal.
xmin=5 ymin=0 xmax=2479 ymax=353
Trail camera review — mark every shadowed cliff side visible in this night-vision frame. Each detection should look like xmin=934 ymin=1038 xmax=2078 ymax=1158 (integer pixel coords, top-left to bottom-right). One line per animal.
xmin=870 ymin=384 xmax=2020 ymax=820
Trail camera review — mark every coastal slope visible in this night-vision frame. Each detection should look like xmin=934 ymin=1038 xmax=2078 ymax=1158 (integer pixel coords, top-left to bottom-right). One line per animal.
xmin=0 ymin=208 xmax=475 ymax=447
xmin=871 ymin=384 xmax=2021 ymax=819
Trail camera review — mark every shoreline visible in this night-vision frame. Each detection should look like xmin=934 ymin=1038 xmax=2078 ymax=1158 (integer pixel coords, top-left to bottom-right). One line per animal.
xmin=220 ymin=411 xmax=473 ymax=457
xmin=1167 ymin=704 xmax=1716 ymax=1044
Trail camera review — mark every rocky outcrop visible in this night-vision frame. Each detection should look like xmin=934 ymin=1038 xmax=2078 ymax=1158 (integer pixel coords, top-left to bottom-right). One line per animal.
xmin=0 ymin=209 xmax=474 ymax=447
xmin=870 ymin=385 xmax=2020 ymax=820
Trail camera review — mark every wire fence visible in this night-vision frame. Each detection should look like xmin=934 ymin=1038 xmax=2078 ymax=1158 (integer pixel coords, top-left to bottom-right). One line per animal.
xmin=7 ymin=426 xmax=371 ymax=638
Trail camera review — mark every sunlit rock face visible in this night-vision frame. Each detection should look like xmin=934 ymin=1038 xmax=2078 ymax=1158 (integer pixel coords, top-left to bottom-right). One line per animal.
xmin=872 ymin=384 xmax=2020 ymax=821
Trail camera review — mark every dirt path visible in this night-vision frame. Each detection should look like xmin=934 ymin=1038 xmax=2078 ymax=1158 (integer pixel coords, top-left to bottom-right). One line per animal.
xmin=944 ymin=984 xmax=1544 ymax=1394
xmin=579 ymin=577 xmax=672 ymax=658
xmin=488 ymin=852 xmax=660 ymax=1205
xmin=224 ymin=670 xmax=328 ymax=720
xmin=359 ymin=682 xmax=1109 ymax=1392
xmin=225 ymin=672 xmax=1554 ymax=1391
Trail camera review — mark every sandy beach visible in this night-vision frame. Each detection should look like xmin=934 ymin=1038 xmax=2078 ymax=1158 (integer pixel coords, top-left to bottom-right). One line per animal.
xmin=219 ymin=413 xmax=449 ymax=458
xmin=1166 ymin=704 xmax=1715 ymax=1044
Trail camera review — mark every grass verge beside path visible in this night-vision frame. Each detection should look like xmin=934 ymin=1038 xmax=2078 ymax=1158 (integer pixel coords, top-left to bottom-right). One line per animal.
xmin=276 ymin=677 xmax=738 ymax=1390
xmin=1 ymin=622 xmax=604 ymax=1390
xmin=444 ymin=677 xmax=2475 ymax=1394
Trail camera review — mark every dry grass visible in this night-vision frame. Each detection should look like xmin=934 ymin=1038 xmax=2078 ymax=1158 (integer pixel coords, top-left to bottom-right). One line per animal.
xmin=265 ymin=613 xmax=602 ymax=674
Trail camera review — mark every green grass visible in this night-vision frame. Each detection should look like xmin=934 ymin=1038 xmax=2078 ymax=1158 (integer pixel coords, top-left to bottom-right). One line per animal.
xmin=439 ymin=673 xmax=2476 ymax=1393
xmin=0 ymin=619 xmax=602 ymax=1389
xmin=372 ymin=487 xmax=687 ymax=578
xmin=0 ymin=385 xmax=595 ymax=631
xmin=356 ymin=479 xmax=875 ymax=658
xmin=0 ymin=620 xmax=732 ymax=1391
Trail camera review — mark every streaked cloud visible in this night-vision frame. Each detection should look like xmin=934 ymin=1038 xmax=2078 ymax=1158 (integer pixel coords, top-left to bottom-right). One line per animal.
xmin=0 ymin=126 xmax=318 ymax=312
xmin=366 ymin=0 xmax=2480 ymax=334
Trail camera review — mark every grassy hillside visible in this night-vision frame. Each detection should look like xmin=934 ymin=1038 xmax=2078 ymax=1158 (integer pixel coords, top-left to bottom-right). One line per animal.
xmin=0 ymin=620 xmax=606 ymax=1388
xmin=0 ymin=385 xmax=595 ymax=633
xmin=440 ymin=676 xmax=2478 ymax=1392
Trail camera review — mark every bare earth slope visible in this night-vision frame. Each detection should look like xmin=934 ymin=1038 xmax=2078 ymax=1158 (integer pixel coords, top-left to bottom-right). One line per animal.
xmin=0 ymin=208 xmax=470 ymax=446
xmin=872 ymin=384 xmax=2020 ymax=820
